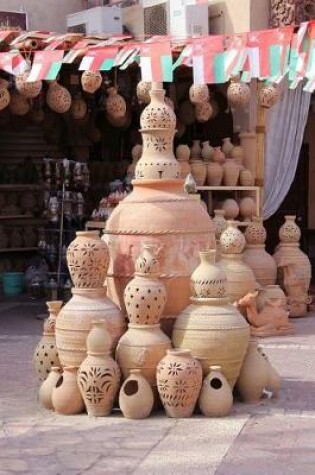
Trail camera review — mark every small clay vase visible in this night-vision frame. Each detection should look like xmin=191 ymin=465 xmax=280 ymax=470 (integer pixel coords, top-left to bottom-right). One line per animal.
xmin=221 ymin=138 xmax=234 ymax=157
xmin=157 ymin=349 xmax=202 ymax=418
xmin=201 ymin=141 xmax=214 ymax=162
xmin=106 ymin=87 xmax=126 ymax=119
xmin=257 ymin=348 xmax=281 ymax=397
xmin=190 ymin=140 xmax=202 ymax=159
xmin=191 ymin=250 xmax=227 ymax=299
xmin=136 ymin=81 xmax=152 ymax=104
xmin=195 ymin=102 xmax=213 ymax=122
xmin=223 ymin=159 xmax=240 ymax=186
xmin=190 ymin=159 xmax=207 ymax=186
xmin=236 ymin=340 xmax=269 ymax=403
xmin=213 ymin=147 xmax=225 ymax=164
xmin=220 ymin=221 xmax=246 ymax=255
xmin=176 ymin=144 xmax=190 ymax=161
xmin=81 ymin=70 xmax=102 ymax=94
xmin=279 ymin=215 xmax=301 ymax=243
xmin=245 ymin=217 xmax=266 ymax=245
xmin=46 ymin=82 xmax=72 ymax=114
xmin=259 ymin=83 xmax=279 ymax=109
xmin=206 ymin=162 xmax=223 ymax=186
xmin=77 ymin=320 xmax=121 ymax=417
xmin=198 ymin=366 xmax=233 ymax=417
xmin=231 ymin=145 xmax=245 ymax=166
xmin=240 ymin=169 xmax=254 ymax=186
xmin=119 ymin=369 xmax=154 ymax=419
xmin=38 ymin=367 xmax=62 ymax=410
xmin=52 ymin=366 xmax=84 ymax=415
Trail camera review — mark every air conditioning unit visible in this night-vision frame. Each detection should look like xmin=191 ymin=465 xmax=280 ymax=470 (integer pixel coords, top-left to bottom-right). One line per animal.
xmin=67 ymin=6 xmax=123 ymax=35
xmin=141 ymin=0 xmax=209 ymax=39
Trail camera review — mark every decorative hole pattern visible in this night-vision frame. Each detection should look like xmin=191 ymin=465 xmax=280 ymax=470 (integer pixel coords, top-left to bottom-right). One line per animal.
xmin=78 ymin=364 xmax=120 ymax=413
xmin=191 ymin=278 xmax=227 ymax=299
xmin=124 ymin=279 xmax=167 ymax=324
xmin=33 ymin=339 xmax=60 ymax=382
xmin=279 ymin=217 xmax=301 ymax=243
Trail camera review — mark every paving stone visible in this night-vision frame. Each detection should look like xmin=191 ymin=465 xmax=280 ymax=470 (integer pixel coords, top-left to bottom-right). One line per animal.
xmin=0 ymin=459 xmax=28 ymax=472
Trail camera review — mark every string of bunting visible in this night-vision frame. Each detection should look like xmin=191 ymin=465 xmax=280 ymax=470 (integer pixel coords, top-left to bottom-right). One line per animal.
xmin=0 ymin=21 xmax=315 ymax=92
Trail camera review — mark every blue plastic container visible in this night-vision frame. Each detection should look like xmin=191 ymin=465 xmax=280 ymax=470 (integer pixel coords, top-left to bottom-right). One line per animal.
xmin=2 ymin=272 xmax=24 ymax=296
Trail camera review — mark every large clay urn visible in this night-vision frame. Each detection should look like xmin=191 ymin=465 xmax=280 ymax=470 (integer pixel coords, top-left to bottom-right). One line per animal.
xmin=104 ymin=86 xmax=215 ymax=329
xmin=172 ymin=250 xmax=250 ymax=388
xmin=55 ymin=288 xmax=125 ymax=367
xmin=243 ymin=245 xmax=277 ymax=287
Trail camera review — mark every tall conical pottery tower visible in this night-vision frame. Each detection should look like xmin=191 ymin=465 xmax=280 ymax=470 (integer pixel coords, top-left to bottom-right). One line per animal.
xmin=104 ymin=85 xmax=215 ymax=330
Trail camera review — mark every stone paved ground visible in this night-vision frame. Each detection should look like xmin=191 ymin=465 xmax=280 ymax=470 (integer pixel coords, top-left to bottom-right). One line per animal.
xmin=0 ymin=298 xmax=315 ymax=474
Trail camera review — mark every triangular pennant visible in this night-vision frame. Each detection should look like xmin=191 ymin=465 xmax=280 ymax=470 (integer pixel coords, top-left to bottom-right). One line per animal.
xmin=27 ymin=50 xmax=64 ymax=81
xmin=140 ymin=42 xmax=173 ymax=82
xmin=79 ymin=47 xmax=119 ymax=71
xmin=192 ymin=36 xmax=225 ymax=84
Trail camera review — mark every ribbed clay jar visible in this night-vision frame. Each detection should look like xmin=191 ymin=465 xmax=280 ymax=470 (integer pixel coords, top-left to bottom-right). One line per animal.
xmin=198 ymin=365 xmax=233 ymax=417
xmin=240 ymin=169 xmax=254 ymax=186
xmin=206 ymin=162 xmax=223 ymax=186
xmin=243 ymin=244 xmax=277 ymax=287
xmin=190 ymin=159 xmax=207 ymax=186
xmin=218 ymin=254 xmax=257 ymax=305
xmin=157 ymin=349 xmax=202 ymax=418
xmin=119 ymin=369 xmax=154 ymax=419
xmin=223 ymin=159 xmax=240 ymax=186
xmin=55 ymin=288 xmax=125 ymax=367
xmin=273 ymin=243 xmax=311 ymax=293
xmin=66 ymin=231 xmax=109 ymax=288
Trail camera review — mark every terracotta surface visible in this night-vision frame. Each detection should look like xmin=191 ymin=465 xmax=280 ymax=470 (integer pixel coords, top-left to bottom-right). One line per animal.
xmin=9 ymin=91 xmax=30 ymax=116
xmin=189 ymin=84 xmax=209 ymax=104
xmin=106 ymin=87 xmax=126 ymax=119
xmin=221 ymin=138 xmax=234 ymax=157
xmin=136 ymin=81 xmax=152 ymax=104
xmin=227 ymin=81 xmax=250 ymax=108
xmin=15 ymin=72 xmax=42 ymax=99
xmin=119 ymin=369 xmax=154 ymax=419
xmin=38 ymin=367 xmax=62 ymax=410
xmin=223 ymin=159 xmax=240 ymax=186
xmin=259 ymin=83 xmax=279 ymax=109
xmin=207 ymin=162 xmax=223 ymax=186
xmin=221 ymin=199 xmax=239 ymax=220
xmin=51 ymin=366 xmax=84 ymax=415
xmin=81 ymin=70 xmax=102 ymax=94
xmin=243 ymin=245 xmax=277 ymax=287
xmin=46 ymin=83 xmax=71 ymax=114
xmin=198 ymin=365 xmax=233 ymax=417
xmin=201 ymin=141 xmax=214 ymax=162
xmin=190 ymin=159 xmax=207 ymax=186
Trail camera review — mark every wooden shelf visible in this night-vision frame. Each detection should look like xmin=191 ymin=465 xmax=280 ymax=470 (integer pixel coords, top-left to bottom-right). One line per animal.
xmin=197 ymin=186 xmax=260 ymax=191
xmin=0 ymin=247 xmax=38 ymax=253
xmin=0 ymin=184 xmax=43 ymax=191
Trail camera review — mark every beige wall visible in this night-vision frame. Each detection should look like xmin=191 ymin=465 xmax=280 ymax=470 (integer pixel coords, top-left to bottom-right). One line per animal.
xmin=209 ymin=0 xmax=269 ymax=34
xmin=0 ymin=0 xmax=84 ymax=33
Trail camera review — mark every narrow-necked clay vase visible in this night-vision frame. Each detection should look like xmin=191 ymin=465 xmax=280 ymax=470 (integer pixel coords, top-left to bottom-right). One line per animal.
xmin=201 ymin=141 xmax=214 ymax=162
xmin=136 ymin=81 xmax=152 ymax=104
xmin=33 ymin=300 xmax=63 ymax=382
xmin=66 ymin=231 xmax=109 ymax=288
xmin=176 ymin=144 xmax=190 ymax=162
xmin=157 ymin=349 xmax=202 ymax=418
xmin=259 ymin=83 xmax=279 ymax=109
xmin=223 ymin=158 xmax=240 ymax=186
xmin=220 ymin=221 xmax=246 ymax=255
xmin=213 ymin=147 xmax=225 ymax=164
xmin=221 ymin=138 xmax=234 ymax=157
xmin=190 ymin=159 xmax=207 ymax=186
xmin=240 ymin=169 xmax=254 ymax=186
xmin=52 ymin=366 xmax=84 ymax=414
xmin=38 ymin=367 xmax=62 ymax=410
xmin=77 ymin=320 xmax=121 ymax=417
xmin=206 ymin=162 xmax=223 ymax=186
xmin=279 ymin=215 xmax=301 ymax=243
xmin=191 ymin=250 xmax=227 ymax=298
xmin=190 ymin=140 xmax=202 ymax=159
xmin=236 ymin=340 xmax=269 ymax=403
xmin=124 ymin=244 xmax=167 ymax=324
xmin=245 ymin=217 xmax=266 ymax=245
xmin=198 ymin=366 xmax=233 ymax=417
xmin=119 ymin=369 xmax=154 ymax=419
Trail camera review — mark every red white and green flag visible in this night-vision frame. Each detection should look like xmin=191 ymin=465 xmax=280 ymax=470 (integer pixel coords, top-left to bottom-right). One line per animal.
xmin=289 ymin=22 xmax=309 ymax=85
xmin=140 ymin=41 xmax=173 ymax=82
xmin=224 ymin=33 xmax=247 ymax=79
xmin=79 ymin=47 xmax=119 ymax=71
xmin=113 ymin=45 xmax=140 ymax=69
xmin=173 ymin=44 xmax=193 ymax=70
xmin=306 ymin=20 xmax=315 ymax=80
xmin=27 ymin=50 xmax=64 ymax=81
xmin=0 ymin=51 xmax=29 ymax=76
xmin=192 ymin=36 xmax=225 ymax=84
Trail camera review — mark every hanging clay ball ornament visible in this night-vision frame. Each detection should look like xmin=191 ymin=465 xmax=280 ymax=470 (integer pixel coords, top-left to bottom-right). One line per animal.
xmin=0 ymin=87 xmax=10 ymax=111
xmin=46 ymin=82 xmax=72 ymax=114
xmin=9 ymin=91 xmax=30 ymax=116
xmin=81 ymin=70 xmax=102 ymax=94
xmin=189 ymin=84 xmax=209 ymax=104
xmin=195 ymin=101 xmax=213 ymax=123
xmin=106 ymin=87 xmax=127 ymax=120
xmin=70 ymin=95 xmax=88 ymax=120
xmin=227 ymin=78 xmax=251 ymax=109
xmin=259 ymin=83 xmax=279 ymax=109
xmin=136 ymin=81 xmax=152 ymax=104
xmin=15 ymin=72 xmax=42 ymax=99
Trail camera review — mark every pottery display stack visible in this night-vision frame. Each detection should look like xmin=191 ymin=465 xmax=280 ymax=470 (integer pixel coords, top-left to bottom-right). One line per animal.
xmin=243 ymin=217 xmax=277 ymax=287
xmin=55 ymin=231 xmax=125 ymax=368
xmin=219 ymin=221 xmax=258 ymax=304
xmin=172 ymin=250 xmax=250 ymax=388
xmin=33 ymin=300 xmax=63 ymax=382
xmin=273 ymin=215 xmax=312 ymax=317
xmin=116 ymin=244 xmax=172 ymax=400
xmin=104 ymin=84 xmax=215 ymax=332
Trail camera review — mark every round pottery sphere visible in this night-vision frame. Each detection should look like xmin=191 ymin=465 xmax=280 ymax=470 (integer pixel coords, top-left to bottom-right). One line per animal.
xmin=15 ymin=72 xmax=42 ymax=99
xmin=189 ymin=84 xmax=209 ymax=104
xmin=47 ymin=84 xmax=72 ymax=114
xmin=176 ymin=144 xmax=190 ymax=161
xmin=136 ymin=81 xmax=152 ymax=104
xmin=221 ymin=199 xmax=239 ymax=220
xmin=0 ymin=88 xmax=10 ymax=111
xmin=239 ymin=197 xmax=256 ymax=220
xmin=227 ymin=81 xmax=250 ymax=108
xmin=81 ymin=70 xmax=102 ymax=94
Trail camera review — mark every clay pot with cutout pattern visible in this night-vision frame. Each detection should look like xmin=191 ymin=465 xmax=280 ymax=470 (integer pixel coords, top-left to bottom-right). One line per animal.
xmin=52 ymin=366 xmax=84 ymax=415
xmin=119 ymin=369 xmax=154 ymax=419
xmin=198 ymin=365 xmax=233 ymax=417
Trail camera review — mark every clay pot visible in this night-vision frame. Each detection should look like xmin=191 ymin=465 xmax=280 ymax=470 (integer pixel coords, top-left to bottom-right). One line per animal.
xmin=257 ymin=347 xmax=281 ymax=397
xmin=221 ymin=199 xmax=239 ymax=220
xmin=172 ymin=255 xmax=250 ymax=387
xmin=177 ymin=159 xmax=191 ymax=179
xmin=190 ymin=140 xmax=202 ymax=159
xmin=77 ymin=321 xmax=121 ymax=417
xmin=245 ymin=217 xmax=266 ymax=245
xmin=52 ymin=366 xmax=84 ymax=414
xmin=279 ymin=215 xmax=301 ymax=243
xmin=213 ymin=147 xmax=225 ymax=164
xmin=55 ymin=288 xmax=125 ymax=367
xmin=38 ymin=367 xmax=62 ymax=410
xmin=218 ymin=254 xmax=257 ymax=305
xmin=0 ymin=87 xmax=10 ymax=111
xmin=190 ymin=159 xmax=207 ymax=186
xmin=67 ymin=231 xmax=109 ymax=288
xmin=206 ymin=162 xmax=223 ymax=186
xmin=198 ymin=366 xmax=233 ymax=417
xmin=70 ymin=95 xmax=88 ymax=120
xmin=227 ymin=80 xmax=250 ymax=108
xmin=119 ymin=369 xmax=154 ymax=419
xmin=189 ymin=84 xmax=209 ymax=104
xmin=33 ymin=302 xmax=62 ymax=382
xmin=157 ymin=349 xmax=202 ymax=418
xmin=243 ymin=245 xmax=277 ymax=288
xmin=195 ymin=102 xmax=213 ymax=122
xmin=256 ymin=285 xmax=287 ymax=312
xmin=178 ymin=100 xmax=196 ymax=125
xmin=223 ymin=159 xmax=240 ymax=186
xmin=201 ymin=141 xmax=214 ymax=162
xmin=106 ymin=87 xmax=126 ymax=119
xmin=9 ymin=92 xmax=30 ymax=116
xmin=176 ymin=144 xmax=190 ymax=161
xmin=212 ymin=210 xmax=227 ymax=241
xmin=259 ymin=83 xmax=279 ymax=109
xmin=46 ymin=83 xmax=72 ymax=114
xmin=239 ymin=197 xmax=256 ymax=221
xmin=135 ymin=88 xmax=179 ymax=180
xmin=236 ymin=340 xmax=270 ymax=403
xmin=136 ymin=81 xmax=152 ymax=104
xmin=220 ymin=221 xmax=245 ymax=255
xmin=116 ymin=323 xmax=171 ymax=391
xmin=273 ymin=243 xmax=311 ymax=294
xmin=81 ymin=70 xmax=102 ymax=94
xmin=191 ymin=250 xmax=227 ymax=299
xmin=124 ymin=244 xmax=167 ymax=325
xmin=15 ymin=72 xmax=42 ymax=99
xmin=239 ymin=169 xmax=254 ymax=186
xmin=221 ymin=138 xmax=234 ymax=157
xmin=231 ymin=145 xmax=245 ymax=165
